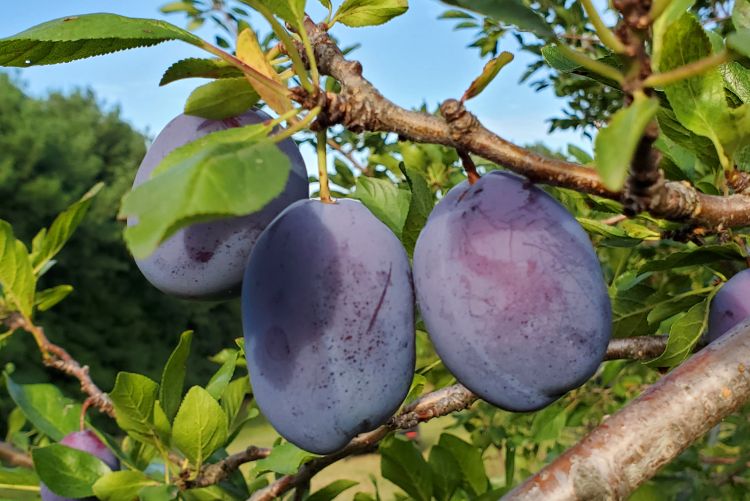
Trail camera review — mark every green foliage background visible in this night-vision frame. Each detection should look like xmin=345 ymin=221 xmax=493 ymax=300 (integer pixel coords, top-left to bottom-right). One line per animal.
xmin=0 ymin=73 xmax=239 ymax=395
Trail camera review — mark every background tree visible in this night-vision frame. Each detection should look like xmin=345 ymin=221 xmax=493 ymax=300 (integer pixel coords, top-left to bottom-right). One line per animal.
xmin=0 ymin=73 xmax=244 ymax=408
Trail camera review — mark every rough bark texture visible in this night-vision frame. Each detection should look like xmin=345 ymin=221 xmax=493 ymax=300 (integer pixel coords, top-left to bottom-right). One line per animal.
xmin=504 ymin=320 xmax=750 ymax=500
xmin=292 ymin=20 xmax=750 ymax=229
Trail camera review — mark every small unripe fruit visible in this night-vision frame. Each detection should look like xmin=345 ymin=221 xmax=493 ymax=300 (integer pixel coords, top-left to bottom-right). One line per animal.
xmin=40 ymin=431 xmax=119 ymax=501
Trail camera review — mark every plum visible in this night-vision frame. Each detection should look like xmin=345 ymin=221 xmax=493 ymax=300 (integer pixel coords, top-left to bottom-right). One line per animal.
xmin=706 ymin=269 xmax=750 ymax=343
xmin=413 ymin=171 xmax=612 ymax=412
xmin=129 ymin=109 xmax=308 ymax=300
xmin=242 ymin=199 xmax=415 ymax=454
xmin=40 ymin=430 xmax=119 ymax=501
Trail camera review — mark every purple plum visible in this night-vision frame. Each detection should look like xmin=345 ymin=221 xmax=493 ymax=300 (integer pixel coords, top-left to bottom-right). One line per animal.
xmin=242 ymin=199 xmax=415 ymax=454
xmin=130 ymin=109 xmax=308 ymax=300
xmin=706 ymin=269 xmax=750 ymax=343
xmin=40 ymin=431 xmax=119 ymax=501
xmin=413 ymin=171 xmax=612 ymax=412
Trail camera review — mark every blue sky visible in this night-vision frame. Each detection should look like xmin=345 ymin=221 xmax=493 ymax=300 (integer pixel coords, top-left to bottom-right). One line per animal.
xmin=1 ymin=1 xmax=590 ymax=173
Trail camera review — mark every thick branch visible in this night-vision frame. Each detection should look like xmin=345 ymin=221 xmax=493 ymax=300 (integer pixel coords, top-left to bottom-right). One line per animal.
xmin=604 ymin=335 xmax=668 ymax=361
xmin=5 ymin=314 xmax=114 ymax=418
xmin=0 ymin=441 xmax=33 ymax=468
xmin=294 ymin=20 xmax=750 ymax=229
xmin=504 ymin=320 xmax=750 ymax=500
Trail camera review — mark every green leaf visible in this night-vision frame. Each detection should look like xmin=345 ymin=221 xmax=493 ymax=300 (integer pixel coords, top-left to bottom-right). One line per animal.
xmin=119 ymin=125 xmax=290 ymax=259
xmin=334 ymin=0 xmax=409 ymax=27
xmin=541 ymin=45 xmax=623 ymax=89
xmin=184 ymin=78 xmax=260 ymax=120
xmin=153 ymin=401 xmax=172 ymax=444
xmin=32 ymin=444 xmax=112 ymax=498
xmin=648 ymin=295 xmax=713 ymax=368
xmin=639 ymin=244 xmax=746 ymax=272
xmin=221 ymin=377 xmax=251 ymax=432
xmin=428 ymin=445 xmax=461 ymax=501
xmin=400 ymin=166 xmax=433 ymax=257
xmin=93 ymin=471 xmax=158 ymax=501
xmin=442 ymin=0 xmax=554 ymax=39
xmin=161 ymin=1 xmax=200 ymax=15
xmin=437 ymin=434 xmax=487 ymax=496
xmin=352 ymin=177 xmax=411 ymax=237
xmin=0 ymin=14 xmax=202 ymax=67
xmin=727 ymin=29 xmax=750 ymax=59
xmin=307 ymin=480 xmax=359 ymax=501
xmin=5 ymin=376 xmax=80 ymax=441
xmin=403 ymin=373 xmax=426 ymax=407
xmin=734 ymin=0 xmax=750 ymax=30
xmin=160 ymin=58 xmax=243 ymax=86
xmin=35 ymin=285 xmax=74 ymax=312
xmin=160 ymin=331 xmax=193 ymax=423
xmin=530 ymin=403 xmax=568 ymax=442
xmin=172 ymin=386 xmax=228 ymax=468
xmin=611 ymin=276 xmax=658 ymax=338
xmin=256 ymin=442 xmax=318 ymax=475
xmin=594 ymin=93 xmax=659 ymax=191
xmin=0 ymin=221 xmax=35 ymax=316
xmin=652 ymin=0 xmax=695 ymax=71
xmin=139 ymin=484 xmax=179 ymax=501
xmin=268 ymin=0 xmax=308 ymax=28
xmin=30 ymin=183 xmax=103 ymax=274
xmin=206 ymin=352 xmax=238 ymax=400
xmin=380 ymin=436 xmax=432 ymax=501
xmin=661 ymin=14 xmax=733 ymax=169
xmin=318 ymin=0 xmax=333 ymax=10
xmin=109 ymin=372 xmax=160 ymax=444
xmin=721 ymin=62 xmax=750 ymax=104
xmin=463 ymin=52 xmax=513 ymax=101
xmin=0 ymin=466 xmax=39 ymax=486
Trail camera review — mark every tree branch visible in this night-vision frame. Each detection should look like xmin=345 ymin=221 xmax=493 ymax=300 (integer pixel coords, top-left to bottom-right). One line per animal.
xmin=5 ymin=313 xmax=114 ymax=418
xmin=504 ymin=320 xmax=750 ymax=500
xmin=178 ymin=446 xmax=271 ymax=490
xmin=604 ymin=335 xmax=668 ymax=361
xmin=244 ymin=337 xmax=668 ymax=499
xmin=248 ymin=384 xmax=477 ymax=501
xmin=0 ymin=441 xmax=33 ymax=468
xmin=291 ymin=20 xmax=750 ymax=230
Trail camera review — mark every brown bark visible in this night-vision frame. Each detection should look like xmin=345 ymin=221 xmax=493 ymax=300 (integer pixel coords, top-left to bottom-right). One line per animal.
xmin=504 ymin=320 xmax=750 ymax=500
xmin=291 ymin=20 xmax=750 ymax=230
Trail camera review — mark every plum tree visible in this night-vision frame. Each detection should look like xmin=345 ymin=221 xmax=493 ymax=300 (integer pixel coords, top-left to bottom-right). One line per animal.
xmin=706 ymin=269 xmax=750 ymax=343
xmin=129 ymin=109 xmax=308 ymax=300
xmin=413 ymin=171 xmax=612 ymax=412
xmin=241 ymin=199 xmax=415 ymax=454
xmin=40 ymin=431 xmax=119 ymax=501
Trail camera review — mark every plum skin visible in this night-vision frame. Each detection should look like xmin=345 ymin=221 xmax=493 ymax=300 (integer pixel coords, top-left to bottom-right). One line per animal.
xmin=242 ymin=199 xmax=415 ymax=454
xmin=40 ymin=431 xmax=119 ymax=501
xmin=129 ymin=109 xmax=308 ymax=300
xmin=413 ymin=171 xmax=612 ymax=412
xmin=706 ymin=269 xmax=750 ymax=343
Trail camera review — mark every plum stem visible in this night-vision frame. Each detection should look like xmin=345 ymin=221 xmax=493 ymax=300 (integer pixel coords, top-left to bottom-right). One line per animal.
xmin=458 ymin=149 xmax=481 ymax=185
xmin=317 ymin=129 xmax=333 ymax=203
